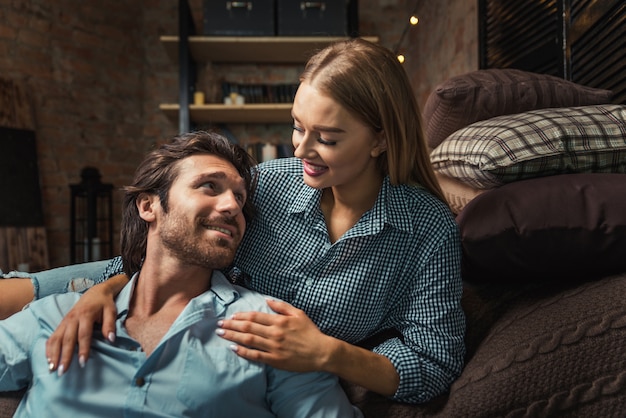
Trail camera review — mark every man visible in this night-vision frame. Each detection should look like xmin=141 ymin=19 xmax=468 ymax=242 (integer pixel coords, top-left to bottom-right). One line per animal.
xmin=0 ymin=131 xmax=362 ymax=417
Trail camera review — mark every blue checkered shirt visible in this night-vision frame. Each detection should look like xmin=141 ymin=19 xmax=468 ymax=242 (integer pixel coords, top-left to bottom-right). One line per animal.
xmin=98 ymin=157 xmax=465 ymax=404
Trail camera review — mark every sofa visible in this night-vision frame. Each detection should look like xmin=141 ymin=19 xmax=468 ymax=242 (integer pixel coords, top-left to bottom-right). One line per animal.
xmin=2 ymin=273 xmax=625 ymax=418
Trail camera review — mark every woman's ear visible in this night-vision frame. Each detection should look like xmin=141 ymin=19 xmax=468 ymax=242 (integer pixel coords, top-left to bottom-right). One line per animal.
xmin=136 ymin=193 xmax=159 ymax=222
xmin=371 ymin=131 xmax=387 ymax=158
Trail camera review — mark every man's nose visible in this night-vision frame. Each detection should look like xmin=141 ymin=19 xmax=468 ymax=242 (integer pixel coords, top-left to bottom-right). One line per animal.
xmin=217 ymin=190 xmax=241 ymax=214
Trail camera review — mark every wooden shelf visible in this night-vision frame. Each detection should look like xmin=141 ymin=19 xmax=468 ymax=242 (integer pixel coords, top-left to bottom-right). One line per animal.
xmin=159 ymin=103 xmax=293 ymax=124
xmin=160 ymin=35 xmax=380 ymax=64
xmin=161 ymin=35 xmax=379 ymax=127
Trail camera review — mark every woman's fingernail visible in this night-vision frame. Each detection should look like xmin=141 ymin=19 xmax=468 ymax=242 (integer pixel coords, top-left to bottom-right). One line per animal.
xmin=229 ymin=344 xmax=239 ymax=353
xmin=107 ymin=332 xmax=116 ymax=343
xmin=48 ymin=360 xmax=55 ymax=372
xmin=217 ymin=320 xmax=223 ymax=327
xmin=79 ymin=355 xmax=86 ymax=368
xmin=57 ymin=364 xmax=65 ymax=377
xmin=215 ymin=328 xmax=225 ymax=336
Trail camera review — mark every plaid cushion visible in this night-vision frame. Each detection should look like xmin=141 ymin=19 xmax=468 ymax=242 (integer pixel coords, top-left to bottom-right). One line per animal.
xmin=430 ymin=104 xmax=626 ymax=189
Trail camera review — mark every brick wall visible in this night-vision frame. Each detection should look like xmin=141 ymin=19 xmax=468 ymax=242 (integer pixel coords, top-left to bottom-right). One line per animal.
xmin=0 ymin=0 xmax=476 ymax=269
xmin=0 ymin=0 xmax=178 ymax=268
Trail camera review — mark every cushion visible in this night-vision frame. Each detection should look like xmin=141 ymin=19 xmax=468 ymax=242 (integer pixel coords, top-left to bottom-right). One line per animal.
xmin=456 ymin=173 xmax=626 ymax=285
xmin=423 ymin=68 xmax=613 ymax=149
xmin=430 ymin=104 xmax=626 ymax=189
xmin=440 ymin=272 xmax=626 ymax=417
xmin=434 ymin=172 xmax=485 ymax=215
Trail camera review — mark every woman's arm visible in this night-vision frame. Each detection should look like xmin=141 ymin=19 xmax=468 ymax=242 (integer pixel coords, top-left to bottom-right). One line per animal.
xmin=46 ymin=274 xmax=129 ymax=374
xmin=0 ymin=259 xmax=113 ymax=319
xmin=217 ymin=299 xmax=400 ymax=397
xmin=0 ymin=278 xmax=34 ymax=319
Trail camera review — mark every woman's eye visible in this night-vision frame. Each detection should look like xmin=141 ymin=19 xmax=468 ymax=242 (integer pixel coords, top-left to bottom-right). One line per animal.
xmin=317 ymin=137 xmax=337 ymax=146
xmin=292 ymin=124 xmax=336 ymax=145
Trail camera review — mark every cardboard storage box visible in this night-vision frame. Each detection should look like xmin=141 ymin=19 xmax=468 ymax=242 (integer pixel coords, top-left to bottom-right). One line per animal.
xmin=203 ymin=0 xmax=276 ymax=36
xmin=276 ymin=1 xmax=358 ymax=36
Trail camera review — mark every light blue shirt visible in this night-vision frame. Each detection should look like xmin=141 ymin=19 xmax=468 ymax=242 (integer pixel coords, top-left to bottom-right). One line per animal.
xmin=0 ymin=271 xmax=362 ymax=418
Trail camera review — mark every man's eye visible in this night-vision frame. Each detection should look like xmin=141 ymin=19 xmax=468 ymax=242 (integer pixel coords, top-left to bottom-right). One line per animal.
xmin=201 ymin=182 xmax=216 ymax=191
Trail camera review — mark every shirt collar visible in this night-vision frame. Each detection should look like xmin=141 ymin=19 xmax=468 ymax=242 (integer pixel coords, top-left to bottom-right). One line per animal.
xmin=209 ymin=270 xmax=240 ymax=304
xmin=115 ymin=274 xmax=135 ymax=319
xmin=285 ymin=176 xmax=415 ymax=236
xmin=377 ymin=177 xmax=416 ymax=234
xmin=287 ymin=182 xmax=320 ymax=216
xmin=350 ymin=177 xmax=416 ymax=236
xmin=116 ymin=270 xmax=241 ymax=319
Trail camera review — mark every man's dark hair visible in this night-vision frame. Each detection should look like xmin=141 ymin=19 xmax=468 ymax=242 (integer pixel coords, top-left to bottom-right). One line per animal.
xmin=119 ymin=131 xmax=256 ymax=276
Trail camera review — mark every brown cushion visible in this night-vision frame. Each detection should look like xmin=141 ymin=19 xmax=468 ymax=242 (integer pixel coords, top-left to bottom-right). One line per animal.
xmin=440 ymin=273 xmax=626 ymax=417
xmin=456 ymin=173 xmax=626 ymax=284
xmin=423 ymin=69 xmax=613 ymax=149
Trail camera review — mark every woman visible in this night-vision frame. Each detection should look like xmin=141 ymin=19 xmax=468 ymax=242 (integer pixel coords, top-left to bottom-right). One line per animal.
xmin=1 ymin=39 xmax=465 ymax=404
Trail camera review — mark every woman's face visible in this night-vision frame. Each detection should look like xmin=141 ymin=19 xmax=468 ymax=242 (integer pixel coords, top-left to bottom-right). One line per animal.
xmin=291 ymin=81 xmax=386 ymax=191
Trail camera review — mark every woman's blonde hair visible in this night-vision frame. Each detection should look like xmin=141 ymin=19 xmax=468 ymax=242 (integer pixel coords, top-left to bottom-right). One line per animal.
xmin=300 ymin=38 xmax=445 ymax=204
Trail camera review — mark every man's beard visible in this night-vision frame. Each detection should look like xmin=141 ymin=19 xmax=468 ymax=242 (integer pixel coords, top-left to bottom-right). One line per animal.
xmin=159 ymin=210 xmax=240 ymax=270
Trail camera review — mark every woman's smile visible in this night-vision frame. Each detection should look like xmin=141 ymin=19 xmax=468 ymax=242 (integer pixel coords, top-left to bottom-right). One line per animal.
xmin=302 ymin=160 xmax=328 ymax=177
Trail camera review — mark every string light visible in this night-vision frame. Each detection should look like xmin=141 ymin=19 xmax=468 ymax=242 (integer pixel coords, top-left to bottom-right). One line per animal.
xmin=393 ymin=1 xmax=420 ymax=64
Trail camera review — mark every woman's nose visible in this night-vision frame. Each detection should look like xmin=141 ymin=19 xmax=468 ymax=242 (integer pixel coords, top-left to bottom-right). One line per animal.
xmin=293 ymin=132 xmax=314 ymax=159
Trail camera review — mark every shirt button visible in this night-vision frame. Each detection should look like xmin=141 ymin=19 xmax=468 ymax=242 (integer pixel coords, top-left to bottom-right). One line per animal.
xmin=305 ymin=279 xmax=313 ymax=286
xmin=135 ymin=377 xmax=145 ymax=387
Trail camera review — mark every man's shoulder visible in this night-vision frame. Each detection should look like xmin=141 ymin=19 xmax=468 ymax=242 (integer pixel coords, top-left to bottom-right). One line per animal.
xmin=25 ymin=292 xmax=81 ymax=321
xmin=211 ymin=271 xmax=278 ymax=314
xmin=231 ymin=283 xmax=279 ymax=314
